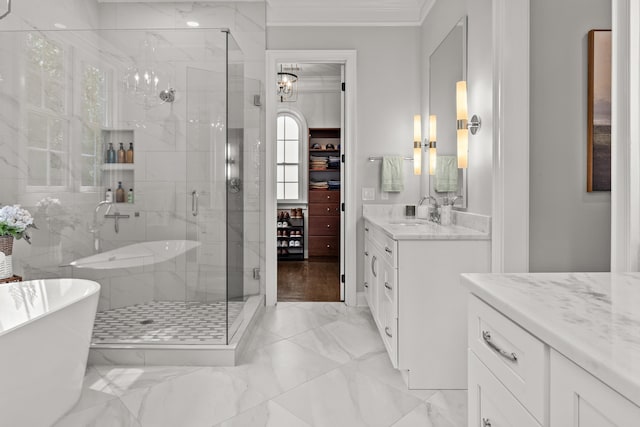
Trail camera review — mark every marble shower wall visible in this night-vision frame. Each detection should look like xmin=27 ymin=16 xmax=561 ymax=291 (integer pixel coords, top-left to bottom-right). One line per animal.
xmin=0 ymin=2 xmax=266 ymax=310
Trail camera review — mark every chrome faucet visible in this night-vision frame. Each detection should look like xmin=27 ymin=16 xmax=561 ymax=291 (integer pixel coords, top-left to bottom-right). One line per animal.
xmin=422 ymin=195 xmax=440 ymax=224
xmin=91 ymin=201 xmax=112 ymax=252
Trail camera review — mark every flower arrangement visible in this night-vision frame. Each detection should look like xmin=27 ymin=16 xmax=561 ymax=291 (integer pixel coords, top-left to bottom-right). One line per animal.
xmin=0 ymin=205 xmax=36 ymax=244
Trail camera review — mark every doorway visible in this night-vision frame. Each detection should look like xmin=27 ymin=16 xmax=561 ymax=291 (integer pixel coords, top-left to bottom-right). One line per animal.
xmin=265 ymin=50 xmax=357 ymax=306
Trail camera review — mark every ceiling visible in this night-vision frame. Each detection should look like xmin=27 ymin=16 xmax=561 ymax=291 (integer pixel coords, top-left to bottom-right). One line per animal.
xmin=97 ymin=0 xmax=436 ymax=26
xmin=267 ymin=0 xmax=435 ymax=26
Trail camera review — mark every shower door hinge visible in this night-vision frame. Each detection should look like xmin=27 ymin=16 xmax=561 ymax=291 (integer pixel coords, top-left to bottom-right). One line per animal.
xmin=341 ymin=82 xmax=345 ymax=91
xmin=341 ymin=274 xmax=345 ymax=283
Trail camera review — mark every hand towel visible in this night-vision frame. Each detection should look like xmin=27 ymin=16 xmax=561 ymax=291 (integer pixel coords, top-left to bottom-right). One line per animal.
xmin=435 ymin=155 xmax=458 ymax=192
xmin=381 ymin=156 xmax=405 ymax=192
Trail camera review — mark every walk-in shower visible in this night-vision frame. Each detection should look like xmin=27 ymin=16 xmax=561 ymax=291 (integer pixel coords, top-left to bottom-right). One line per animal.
xmin=0 ymin=26 xmax=263 ymax=364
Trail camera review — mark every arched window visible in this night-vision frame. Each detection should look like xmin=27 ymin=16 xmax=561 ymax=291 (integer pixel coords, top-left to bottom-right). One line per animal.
xmin=276 ymin=113 xmax=305 ymax=201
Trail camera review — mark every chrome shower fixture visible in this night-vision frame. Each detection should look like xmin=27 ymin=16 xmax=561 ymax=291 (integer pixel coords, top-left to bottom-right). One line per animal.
xmin=159 ymin=88 xmax=175 ymax=103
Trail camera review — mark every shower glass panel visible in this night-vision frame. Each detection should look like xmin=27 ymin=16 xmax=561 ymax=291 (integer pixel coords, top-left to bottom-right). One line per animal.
xmin=0 ymin=28 xmax=256 ymax=347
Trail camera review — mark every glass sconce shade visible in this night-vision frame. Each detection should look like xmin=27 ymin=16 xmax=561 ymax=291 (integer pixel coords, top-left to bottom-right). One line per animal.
xmin=413 ymin=115 xmax=422 ymax=175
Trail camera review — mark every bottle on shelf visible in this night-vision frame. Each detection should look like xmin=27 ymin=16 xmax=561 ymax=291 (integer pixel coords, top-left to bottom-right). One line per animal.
xmin=106 ymin=143 xmax=116 ymax=164
xmin=115 ymin=181 xmax=125 ymax=203
xmin=117 ymin=143 xmax=126 ymax=163
xmin=105 ymin=188 xmax=113 ymax=203
xmin=126 ymin=143 xmax=134 ymax=164
xmin=127 ymin=188 xmax=134 ymax=204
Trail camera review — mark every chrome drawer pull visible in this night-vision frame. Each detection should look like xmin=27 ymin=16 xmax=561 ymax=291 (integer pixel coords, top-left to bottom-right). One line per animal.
xmin=482 ymin=418 xmax=491 ymax=427
xmin=384 ymin=282 xmax=392 ymax=291
xmin=482 ymin=331 xmax=518 ymax=363
xmin=364 ymin=251 xmax=369 ymax=256
xmin=385 ymin=327 xmax=392 ymax=338
xmin=364 ymin=282 xmax=369 ymax=288
xmin=384 ymin=247 xmax=392 ymax=254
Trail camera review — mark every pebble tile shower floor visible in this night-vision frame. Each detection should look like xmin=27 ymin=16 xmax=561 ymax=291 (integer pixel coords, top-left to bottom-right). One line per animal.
xmin=92 ymin=301 xmax=245 ymax=345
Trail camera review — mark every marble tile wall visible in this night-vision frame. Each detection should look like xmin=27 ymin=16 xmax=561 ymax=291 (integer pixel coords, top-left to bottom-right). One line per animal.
xmin=0 ymin=2 xmax=266 ymax=313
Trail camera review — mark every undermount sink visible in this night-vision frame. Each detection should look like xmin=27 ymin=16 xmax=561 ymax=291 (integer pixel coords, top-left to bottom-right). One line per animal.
xmin=387 ymin=219 xmax=434 ymax=226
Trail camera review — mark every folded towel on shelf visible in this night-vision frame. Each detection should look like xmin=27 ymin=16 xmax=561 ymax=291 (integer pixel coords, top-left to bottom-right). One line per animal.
xmin=435 ymin=155 xmax=458 ymax=192
xmin=381 ymin=156 xmax=404 ymax=192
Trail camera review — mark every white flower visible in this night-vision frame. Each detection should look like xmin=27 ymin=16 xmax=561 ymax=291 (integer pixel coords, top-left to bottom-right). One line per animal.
xmin=0 ymin=205 xmax=35 ymax=243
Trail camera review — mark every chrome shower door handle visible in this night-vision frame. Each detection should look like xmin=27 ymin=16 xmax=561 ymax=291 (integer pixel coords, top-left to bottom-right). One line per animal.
xmin=192 ymin=190 xmax=199 ymax=217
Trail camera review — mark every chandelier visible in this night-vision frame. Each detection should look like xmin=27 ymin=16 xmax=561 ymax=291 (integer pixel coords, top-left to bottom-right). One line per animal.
xmin=122 ymin=35 xmax=172 ymax=109
xmin=277 ymin=64 xmax=299 ymax=102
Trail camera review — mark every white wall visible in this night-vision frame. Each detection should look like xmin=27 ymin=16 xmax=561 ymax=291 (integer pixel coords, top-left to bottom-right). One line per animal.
xmin=530 ymin=0 xmax=611 ymax=272
xmin=421 ymin=0 xmax=493 ymax=215
xmin=291 ymin=90 xmax=340 ymax=129
xmin=267 ymin=26 xmax=421 ymax=292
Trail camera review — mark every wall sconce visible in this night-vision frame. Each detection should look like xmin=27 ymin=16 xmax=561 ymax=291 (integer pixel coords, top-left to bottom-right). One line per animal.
xmin=413 ymin=114 xmax=422 ymax=175
xmin=428 ymin=115 xmax=437 ymax=175
xmin=456 ymin=81 xmax=481 ymax=169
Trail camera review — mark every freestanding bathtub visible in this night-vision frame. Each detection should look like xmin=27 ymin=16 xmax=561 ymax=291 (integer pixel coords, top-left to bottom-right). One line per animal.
xmin=0 ymin=278 xmax=100 ymax=426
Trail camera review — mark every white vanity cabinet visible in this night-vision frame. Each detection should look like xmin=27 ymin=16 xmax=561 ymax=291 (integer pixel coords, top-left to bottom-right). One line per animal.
xmin=550 ymin=350 xmax=640 ymax=427
xmin=363 ymin=219 xmax=490 ymax=389
xmin=466 ymin=291 xmax=640 ymax=427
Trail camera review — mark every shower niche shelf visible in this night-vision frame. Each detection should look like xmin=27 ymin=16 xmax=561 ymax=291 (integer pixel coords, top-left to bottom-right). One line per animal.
xmin=101 ymin=128 xmax=135 ymax=202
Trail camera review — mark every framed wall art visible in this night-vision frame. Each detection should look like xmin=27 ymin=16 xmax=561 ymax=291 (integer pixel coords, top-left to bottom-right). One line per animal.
xmin=587 ymin=29 xmax=611 ymax=192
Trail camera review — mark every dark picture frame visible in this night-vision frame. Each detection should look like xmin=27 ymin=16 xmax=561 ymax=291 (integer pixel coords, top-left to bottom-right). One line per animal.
xmin=587 ymin=29 xmax=612 ymax=192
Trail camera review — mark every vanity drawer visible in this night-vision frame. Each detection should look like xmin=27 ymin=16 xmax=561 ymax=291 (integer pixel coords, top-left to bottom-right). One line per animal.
xmin=308 ymin=236 xmax=340 ymax=256
xmin=469 ymin=351 xmax=541 ymax=427
xmin=369 ymin=225 xmax=397 ymax=268
xmin=468 ymin=295 xmax=547 ymax=423
xmin=309 ymin=190 xmax=340 ymax=203
xmin=309 ymin=216 xmax=340 ymax=236
xmin=309 ymin=202 xmax=340 ymax=216
xmin=380 ymin=295 xmax=398 ymax=368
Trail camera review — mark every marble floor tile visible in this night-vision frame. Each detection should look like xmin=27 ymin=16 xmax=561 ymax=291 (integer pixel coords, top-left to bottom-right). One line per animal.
xmin=94 ymin=365 xmax=203 ymax=396
xmin=391 ymin=390 xmax=467 ymax=427
xmin=62 ymin=367 xmax=121 ymax=414
xmin=239 ymin=324 xmax=286 ymax=362
xmin=344 ymin=351 xmax=439 ymax=401
xmin=117 ymin=368 xmax=246 ymax=427
xmin=214 ymin=400 xmax=312 ymax=427
xmin=260 ymin=304 xmax=336 ymax=338
xmin=274 ymin=367 xmax=423 ymax=427
xmin=63 ymin=302 xmax=468 ymax=427
xmin=222 ymin=339 xmax=341 ymax=403
xmin=289 ymin=318 xmax=385 ymax=364
xmin=54 ymin=398 xmax=141 ymax=427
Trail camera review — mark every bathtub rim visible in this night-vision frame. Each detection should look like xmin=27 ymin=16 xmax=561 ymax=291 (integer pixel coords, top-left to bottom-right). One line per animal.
xmin=0 ymin=278 xmax=100 ymax=337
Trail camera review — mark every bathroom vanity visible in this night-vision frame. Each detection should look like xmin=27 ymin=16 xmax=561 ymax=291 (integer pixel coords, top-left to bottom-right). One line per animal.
xmin=463 ymin=272 xmax=640 ymax=427
xmin=363 ymin=207 xmax=490 ymax=389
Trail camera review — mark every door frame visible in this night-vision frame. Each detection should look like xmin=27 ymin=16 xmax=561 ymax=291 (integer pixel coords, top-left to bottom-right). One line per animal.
xmin=265 ymin=49 xmax=357 ymax=306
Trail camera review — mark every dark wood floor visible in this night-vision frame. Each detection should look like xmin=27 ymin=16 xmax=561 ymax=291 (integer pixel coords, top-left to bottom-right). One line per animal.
xmin=277 ymin=257 xmax=341 ymax=302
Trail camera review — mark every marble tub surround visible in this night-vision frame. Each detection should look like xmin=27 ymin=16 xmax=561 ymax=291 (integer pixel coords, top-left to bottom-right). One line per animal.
xmin=363 ymin=204 xmax=490 ymax=240
xmin=55 ymin=302 xmax=466 ymax=427
xmin=462 ymin=272 xmax=640 ymax=408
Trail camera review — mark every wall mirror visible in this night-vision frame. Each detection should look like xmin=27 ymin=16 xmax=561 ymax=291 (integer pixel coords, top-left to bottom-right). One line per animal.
xmin=428 ymin=16 xmax=467 ymax=208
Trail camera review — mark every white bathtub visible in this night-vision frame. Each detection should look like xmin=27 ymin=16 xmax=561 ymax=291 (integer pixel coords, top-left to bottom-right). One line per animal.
xmin=0 ymin=278 xmax=100 ymax=426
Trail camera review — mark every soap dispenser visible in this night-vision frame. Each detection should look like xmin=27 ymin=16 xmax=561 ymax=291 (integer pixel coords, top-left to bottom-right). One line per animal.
xmin=126 ymin=143 xmax=134 ymax=163
xmin=106 ymin=143 xmax=116 ymax=163
xmin=117 ymin=143 xmax=126 ymax=163
xmin=115 ymin=181 xmax=125 ymax=203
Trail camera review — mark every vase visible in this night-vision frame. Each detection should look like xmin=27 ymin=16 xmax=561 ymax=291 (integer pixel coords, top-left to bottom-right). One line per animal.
xmin=0 ymin=235 xmax=14 ymax=279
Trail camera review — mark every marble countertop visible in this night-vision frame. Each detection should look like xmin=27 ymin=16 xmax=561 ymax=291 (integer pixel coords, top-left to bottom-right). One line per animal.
xmin=462 ymin=272 xmax=640 ymax=407
xmin=364 ymin=215 xmax=490 ymax=241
